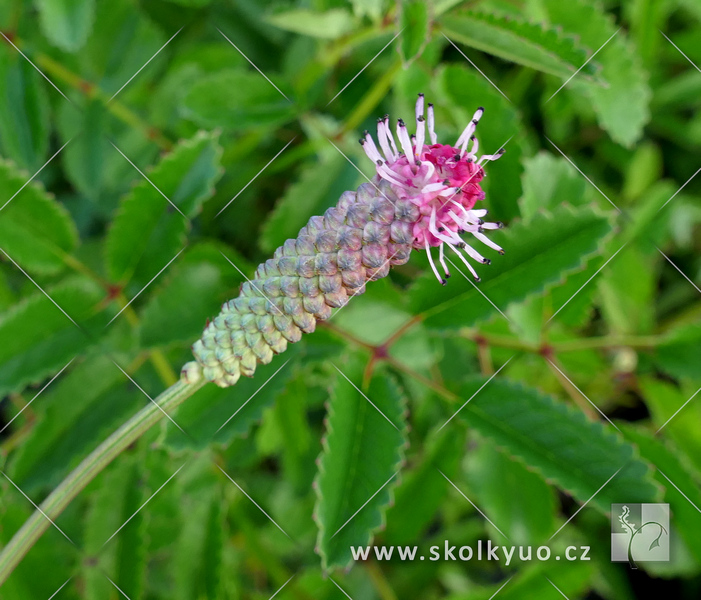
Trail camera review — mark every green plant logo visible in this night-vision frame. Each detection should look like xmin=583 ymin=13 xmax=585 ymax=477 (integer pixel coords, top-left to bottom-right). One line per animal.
xmin=611 ymin=503 xmax=670 ymax=567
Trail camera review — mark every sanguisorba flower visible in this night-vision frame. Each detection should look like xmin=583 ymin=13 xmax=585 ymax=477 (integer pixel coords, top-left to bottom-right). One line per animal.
xmin=183 ymin=95 xmax=504 ymax=387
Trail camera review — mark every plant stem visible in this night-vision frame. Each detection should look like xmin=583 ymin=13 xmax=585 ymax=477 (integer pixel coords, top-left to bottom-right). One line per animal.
xmin=544 ymin=358 xmax=597 ymax=419
xmin=458 ymin=329 xmax=664 ymax=353
xmin=551 ymin=335 xmax=663 ymax=352
xmin=339 ymin=58 xmax=402 ymax=135
xmin=0 ymin=377 xmax=205 ymax=585
xmin=385 ymin=355 xmax=459 ymax=402
xmin=458 ymin=329 xmax=539 ymax=352
xmin=365 ymin=559 xmax=399 ymax=600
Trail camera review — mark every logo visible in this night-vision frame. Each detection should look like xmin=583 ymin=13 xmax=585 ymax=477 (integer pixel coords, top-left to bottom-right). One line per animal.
xmin=611 ymin=503 xmax=669 ymax=568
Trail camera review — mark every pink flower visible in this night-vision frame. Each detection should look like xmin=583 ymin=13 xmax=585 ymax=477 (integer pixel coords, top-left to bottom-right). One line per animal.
xmin=360 ymin=94 xmax=504 ymax=284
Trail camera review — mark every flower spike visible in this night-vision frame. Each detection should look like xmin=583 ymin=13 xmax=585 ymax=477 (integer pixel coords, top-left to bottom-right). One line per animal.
xmin=185 ymin=95 xmax=504 ymax=387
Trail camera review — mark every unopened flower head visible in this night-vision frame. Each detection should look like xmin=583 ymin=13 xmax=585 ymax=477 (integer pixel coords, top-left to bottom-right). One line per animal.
xmin=360 ymin=94 xmax=504 ymax=284
xmin=185 ymin=95 xmax=504 ymax=387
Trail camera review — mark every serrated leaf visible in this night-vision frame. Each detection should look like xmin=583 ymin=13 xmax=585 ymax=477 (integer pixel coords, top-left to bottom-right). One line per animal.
xmin=181 ymin=71 xmax=294 ymax=130
xmin=398 ymin=0 xmax=431 ymax=66
xmin=265 ymin=8 xmax=355 ymax=39
xmin=139 ymin=243 xmax=246 ymax=349
xmin=457 ymin=378 xmax=660 ymax=514
xmin=7 ymin=356 xmax=140 ymax=492
xmin=57 ymin=98 xmax=159 ymax=204
xmin=439 ymin=11 xmax=596 ymax=80
xmin=540 ymin=0 xmax=650 ymax=146
xmin=623 ymin=426 xmax=701 ymax=566
xmin=105 ymin=130 xmax=223 ymax=285
xmin=173 ymin=457 xmax=223 ymax=600
xmin=409 ymin=206 xmax=613 ymax=329
xmin=384 ymin=428 xmax=462 ymax=545
xmin=36 ymin=0 xmax=95 ymax=52
xmin=0 ymin=53 xmax=50 ymax=170
xmin=527 ymin=251 xmax=603 ymax=330
xmin=315 ymin=361 xmax=408 ymax=569
xmin=82 ymin=454 xmax=146 ymax=600
xmin=164 ymin=350 xmax=301 ymax=450
xmin=466 ymin=441 xmax=556 ymax=545
xmin=0 ymin=159 xmax=78 ymax=274
xmin=0 ymin=277 xmax=104 ymax=397
xmin=78 ymin=0 xmax=164 ymax=96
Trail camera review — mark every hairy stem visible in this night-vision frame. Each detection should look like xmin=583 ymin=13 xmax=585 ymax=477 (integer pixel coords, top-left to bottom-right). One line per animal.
xmin=0 ymin=378 xmax=205 ymax=585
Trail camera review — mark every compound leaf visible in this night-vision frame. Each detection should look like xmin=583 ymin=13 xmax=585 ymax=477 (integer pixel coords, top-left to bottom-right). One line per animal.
xmin=439 ymin=11 xmax=596 ymax=80
xmin=457 ymin=378 xmax=661 ymax=514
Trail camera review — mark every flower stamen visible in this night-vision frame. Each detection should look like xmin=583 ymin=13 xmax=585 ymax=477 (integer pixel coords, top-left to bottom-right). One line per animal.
xmin=361 ymin=94 xmax=505 ymax=284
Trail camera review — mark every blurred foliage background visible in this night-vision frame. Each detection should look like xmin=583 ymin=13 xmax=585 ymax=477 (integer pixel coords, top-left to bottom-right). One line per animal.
xmin=1 ymin=0 xmax=700 ymax=598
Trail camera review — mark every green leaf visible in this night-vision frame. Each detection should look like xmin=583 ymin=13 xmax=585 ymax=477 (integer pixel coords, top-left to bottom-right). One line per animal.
xmin=265 ymin=8 xmax=355 ymax=39
xmin=78 ymin=0 xmax=165 ymax=96
xmin=598 ymin=245 xmax=655 ymax=335
xmin=315 ymin=361 xmax=408 ymax=569
xmin=384 ymin=428 xmax=462 ymax=545
xmin=466 ymin=441 xmax=556 ymax=545
xmin=622 ymin=142 xmax=663 ymax=201
xmin=437 ymin=64 xmax=523 ymax=220
xmin=139 ymin=243 xmax=246 ymax=349
xmin=0 ymin=504 xmax=77 ymax=599
xmin=439 ymin=11 xmax=595 ymax=80
xmin=398 ymin=0 xmax=431 ymax=66
xmin=105 ymin=130 xmax=223 ymax=284
xmin=639 ymin=377 xmax=701 ymax=474
xmin=456 ymin=378 xmax=660 ymax=514
xmin=164 ymin=0 xmax=212 ymax=6
xmin=57 ymin=99 xmax=159 ymax=204
xmin=0 ymin=53 xmax=50 ymax=171
xmin=164 ymin=350 xmax=301 ymax=450
xmin=274 ymin=373 xmax=315 ymax=491
xmin=36 ymin=0 xmax=95 ymax=52
xmin=497 ymin=561 xmax=593 ymax=600
xmin=409 ymin=206 xmax=613 ymax=329
xmin=0 ymin=159 xmax=78 ymax=274
xmin=351 ymin=0 xmax=386 ymax=21
xmin=623 ymin=426 xmax=701 ymax=566
xmin=0 ymin=277 xmax=104 ymax=398
xmin=82 ymin=455 xmax=146 ymax=600
xmin=7 ymin=356 xmax=140 ymax=491
xmin=173 ymin=457 xmax=223 ymax=600
xmin=540 ymin=0 xmax=651 ymax=147
xmin=654 ymin=323 xmax=701 ymax=381
xmin=181 ymin=70 xmax=295 ymax=130
xmin=519 ymin=151 xmax=588 ymax=221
